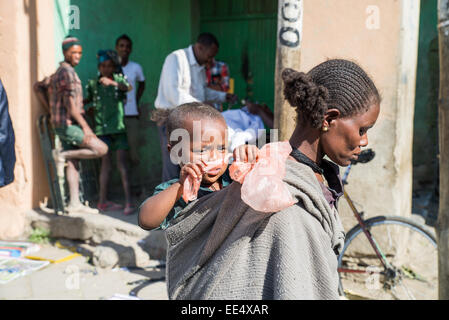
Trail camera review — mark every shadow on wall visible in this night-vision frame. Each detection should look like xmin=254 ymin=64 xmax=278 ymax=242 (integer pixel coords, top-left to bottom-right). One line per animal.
xmin=24 ymin=0 xmax=51 ymax=207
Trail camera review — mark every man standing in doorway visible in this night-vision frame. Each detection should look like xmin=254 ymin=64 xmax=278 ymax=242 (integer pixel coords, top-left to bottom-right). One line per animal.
xmin=115 ymin=34 xmax=146 ymax=168
xmin=50 ymin=36 xmax=108 ymax=214
xmin=154 ymin=32 xmax=237 ymax=181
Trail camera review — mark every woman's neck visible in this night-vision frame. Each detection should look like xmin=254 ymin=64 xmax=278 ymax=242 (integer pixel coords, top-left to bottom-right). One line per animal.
xmin=288 ymin=124 xmax=324 ymax=165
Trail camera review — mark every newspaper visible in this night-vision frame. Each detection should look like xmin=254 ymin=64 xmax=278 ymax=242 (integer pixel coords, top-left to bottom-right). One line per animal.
xmin=0 ymin=241 xmax=40 ymax=258
xmin=0 ymin=257 xmax=49 ymax=284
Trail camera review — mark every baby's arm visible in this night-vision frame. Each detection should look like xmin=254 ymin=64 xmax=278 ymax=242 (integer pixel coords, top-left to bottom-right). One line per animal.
xmin=138 ymin=163 xmax=204 ymax=230
xmin=138 ymin=182 xmax=183 ymax=230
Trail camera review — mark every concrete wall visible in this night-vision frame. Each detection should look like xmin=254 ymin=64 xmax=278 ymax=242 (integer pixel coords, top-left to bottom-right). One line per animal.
xmin=280 ymin=0 xmax=420 ymax=230
xmin=0 ymin=0 xmax=55 ymax=239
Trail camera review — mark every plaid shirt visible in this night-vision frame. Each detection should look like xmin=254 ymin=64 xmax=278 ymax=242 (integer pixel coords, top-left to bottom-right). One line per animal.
xmin=49 ymin=62 xmax=84 ymax=128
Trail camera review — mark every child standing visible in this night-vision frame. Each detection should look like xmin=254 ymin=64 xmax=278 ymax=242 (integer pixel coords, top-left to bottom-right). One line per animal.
xmin=84 ymin=50 xmax=135 ymax=215
xmin=138 ymin=102 xmax=258 ymax=230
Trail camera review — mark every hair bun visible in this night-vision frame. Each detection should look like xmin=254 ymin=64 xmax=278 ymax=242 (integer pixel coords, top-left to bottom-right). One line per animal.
xmin=281 ymin=68 xmax=308 ymax=84
xmin=282 ymin=68 xmax=329 ymax=128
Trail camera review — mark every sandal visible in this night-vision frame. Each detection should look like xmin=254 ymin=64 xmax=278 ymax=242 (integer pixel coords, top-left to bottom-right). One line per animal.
xmin=97 ymin=201 xmax=123 ymax=212
xmin=123 ymin=204 xmax=136 ymax=216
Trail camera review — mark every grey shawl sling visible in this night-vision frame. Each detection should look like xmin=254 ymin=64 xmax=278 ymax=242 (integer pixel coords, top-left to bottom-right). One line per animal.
xmin=165 ymin=159 xmax=345 ymax=300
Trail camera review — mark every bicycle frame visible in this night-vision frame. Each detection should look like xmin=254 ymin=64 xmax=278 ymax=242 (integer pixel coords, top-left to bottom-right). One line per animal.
xmin=338 ymin=163 xmax=392 ymax=274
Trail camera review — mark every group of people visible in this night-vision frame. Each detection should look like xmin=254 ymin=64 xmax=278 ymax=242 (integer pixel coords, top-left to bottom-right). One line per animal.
xmin=35 ymin=34 xmax=145 ymax=215
xmin=36 ymin=29 xmax=382 ymax=299
xmin=36 ymin=31 xmax=271 ymax=216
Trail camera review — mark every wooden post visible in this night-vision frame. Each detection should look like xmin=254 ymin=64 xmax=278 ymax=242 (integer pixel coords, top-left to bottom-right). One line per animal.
xmin=273 ymin=0 xmax=303 ymax=141
xmin=437 ymin=0 xmax=449 ymax=300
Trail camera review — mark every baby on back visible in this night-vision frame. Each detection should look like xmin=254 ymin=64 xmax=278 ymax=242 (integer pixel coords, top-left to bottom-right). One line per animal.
xmin=138 ymin=102 xmax=258 ymax=230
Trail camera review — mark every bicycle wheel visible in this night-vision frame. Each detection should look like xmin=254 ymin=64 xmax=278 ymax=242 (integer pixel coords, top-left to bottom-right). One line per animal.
xmin=338 ymin=215 xmax=437 ymax=300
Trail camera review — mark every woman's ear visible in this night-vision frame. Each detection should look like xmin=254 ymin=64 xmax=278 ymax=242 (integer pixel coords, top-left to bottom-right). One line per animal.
xmin=322 ymin=108 xmax=341 ymax=128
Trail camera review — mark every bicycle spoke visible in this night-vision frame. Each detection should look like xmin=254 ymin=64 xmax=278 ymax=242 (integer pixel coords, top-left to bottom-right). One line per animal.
xmin=338 ymin=267 xmax=382 ymax=274
xmin=397 ymin=282 xmax=416 ymax=300
xmin=390 ymin=286 xmax=401 ymax=300
xmin=338 ymin=217 xmax=437 ymax=300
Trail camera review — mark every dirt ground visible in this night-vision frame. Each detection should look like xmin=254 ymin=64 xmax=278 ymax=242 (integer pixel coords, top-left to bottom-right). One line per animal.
xmin=0 ymin=243 xmax=168 ymax=300
xmin=1 ymin=182 xmax=439 ymax=300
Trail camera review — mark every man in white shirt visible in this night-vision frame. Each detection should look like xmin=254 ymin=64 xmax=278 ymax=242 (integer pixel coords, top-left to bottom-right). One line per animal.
xmin=154 ymin=33 xmax=237 ymax=181
xmin=115 ymin=34 xmax=146 ymax=167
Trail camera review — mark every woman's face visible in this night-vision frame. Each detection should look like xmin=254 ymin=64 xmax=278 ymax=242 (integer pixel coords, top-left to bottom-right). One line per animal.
xmin=321 ymin=103 xmax=380 ymax=166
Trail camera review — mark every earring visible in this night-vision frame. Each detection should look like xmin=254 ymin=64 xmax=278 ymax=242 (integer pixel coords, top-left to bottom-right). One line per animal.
xmin=322 ymin=126 xmax=329 ymax=132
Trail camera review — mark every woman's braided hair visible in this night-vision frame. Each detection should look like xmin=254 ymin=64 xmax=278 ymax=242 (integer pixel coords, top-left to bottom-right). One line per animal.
xmin=282 ymin=59 xmax=380 ymax=128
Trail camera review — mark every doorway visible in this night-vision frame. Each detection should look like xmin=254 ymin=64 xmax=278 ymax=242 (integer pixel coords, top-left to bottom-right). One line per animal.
xmin=199 ymin=0 xmax=278 ymax=111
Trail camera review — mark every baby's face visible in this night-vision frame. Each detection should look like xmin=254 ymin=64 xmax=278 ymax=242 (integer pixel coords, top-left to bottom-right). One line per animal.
xmin=186 ymin=117 xmax=229 ymax=184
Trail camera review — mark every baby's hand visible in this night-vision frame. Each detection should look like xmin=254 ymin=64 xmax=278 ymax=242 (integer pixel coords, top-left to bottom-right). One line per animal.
xmin=99 ymin=77 xmax=116 ymax=87
xmin=179 ymin=162 xmax=204 ymax=186
xmin=233 ymin=144 xmax=259 ymax=164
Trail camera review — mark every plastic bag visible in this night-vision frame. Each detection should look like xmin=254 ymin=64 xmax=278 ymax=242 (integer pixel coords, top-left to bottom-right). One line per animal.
xmin=182 ymin=155 xmax=232 ymax=203
xmin=229 ymin=141 xmax=297 ymax=213
xmin=228 ymin=161 xmax=253 ymax=184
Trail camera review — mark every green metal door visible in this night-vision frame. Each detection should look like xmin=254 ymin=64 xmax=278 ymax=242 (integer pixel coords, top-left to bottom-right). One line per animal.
xmin=199 ymin=0 xmax=278 ymax=111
